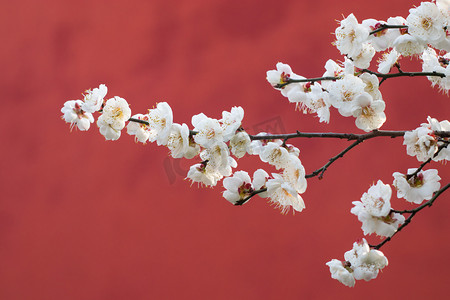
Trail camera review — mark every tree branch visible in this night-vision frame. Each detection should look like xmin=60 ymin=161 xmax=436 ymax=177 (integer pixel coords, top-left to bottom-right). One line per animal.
xmin=274 ymin=70 xmax=446 ymax=89
xmin=305 ymin=140 xmax=363 ymax=179
xmin=360 ymin=69 xmax=446 ymax=80
xmin=249 ymin=130 xmax=450 ymax=142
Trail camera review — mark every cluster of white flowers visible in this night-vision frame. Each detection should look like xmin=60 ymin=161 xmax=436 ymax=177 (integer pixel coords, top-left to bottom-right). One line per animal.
xmin=326 ymin=239 xmax=388 ymax=287
xmin=221 ymin=136 xmax=307 ymax=213
xmin=351 ymin=180 xmax=405 ymax=237
xmin=61 ymin=85 xmax=308 ymax=214
xmin=393 ymin=168 xmax=441 ymax=204
xmin=267 ymin=1 xmax=450 ymax=132
xmin=61 ymin=0 xmax=450 ymax=289
xmin=328 ymin=164 xmax=442 ymax=286
xmin=403 ymin=116 xmax=450 ymax=162
xmin=267 ymin=60 xmax=386 ymax=132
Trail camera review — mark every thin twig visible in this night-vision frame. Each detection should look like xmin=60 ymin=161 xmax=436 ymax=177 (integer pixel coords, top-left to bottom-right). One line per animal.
xmin=306 ymin=140 xmax=363 ymax=179
xmin=275 ymin=76 xmax=338 ymax=88
xmin=274 ymin=70 xmax=446 ymax=89
xmin=248 ymin=130 xmax=449 ymax=142
xmin=361 ymin=69 xmax=446 ymax=80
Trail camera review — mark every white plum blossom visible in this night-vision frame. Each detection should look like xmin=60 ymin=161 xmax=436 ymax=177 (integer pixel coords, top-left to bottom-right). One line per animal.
xmin=393 ymin=33 xmax=427 ymax=57
xmin=393 ymin=169 xmax=441 ymax=204
xmin=230 ymin=131 xmax=252 ymax=158
xmin=221 ymin=106 xmax=244 ymax=142
xmin=351 ymin=93 xmax=386 ymax=132
xmin=266 ymin=62 xmax=305 ymax=97
xmin=351 ymin=201 xmax=405 ymax=237
xmin=266 ymin=62 xmax=293 ymax=87
xmin=186 ymin=162 xmax=222 ymax=187
xmin=252 ymin=169 xmax=270 ymax=198
xmin=166 ymin=123 xmax=190 ymax=158
xmin=351 ymin=42 xmax=376 ymax=69
xmin=359 ymin=73 xmax=382 ymax=100
xmin=328 ymin=74 xmax=367 ymax=117
xmin=288 ymin=82 xmax=331 ymax=123
xmin=61 ymin=100 xmax=94 ymax=131
xmin=222 ymin=171 xmax=253 ymax=204
xmin=284 ymin=143 xmax=300 ymax=157
xmin=306 ymin=84 xmax=331 ymax=123
xmin=403 ymin=125 xmax=438 ymax=162
xmin=282 ymin=155 xmax=307 ymax=194
xmin=200 ymin=141 xmax=230 ymax=172
xmin=362 ymin=18 xmax=403 ymax=51
xmin=334 ymin=14 xmax=370 ymax=58
xmin=407 ymin=1 xmax=446 ymax=44
xmin=321 ymin=59 xmax=344 ymax=90
xmin=192 ymin=113 xmax=224 ymax=148
xmin=248 ymin=133 xmax=281 ymax=155
xmin=344 ymin=239 xmax=388 ymax=282
xmin=421 ymin=48 xmax=450 ymax=92
xmin=127 ymin=114 xmax=151 ymax=143
xmin=184 ymin=135 xmax=201 ymax=159
xmin=286 ymin=82 xmax=314 ymax=107
xmin=259 ymin=142 xmax=291 ymax=169
xmin=426 ymin=116 xmax=450 ymax=161
xmin=97 ymin=96 xmax=131 ymax=141
xmin=147 ymin=102 xmax=173 ymax=146
xmin=378 ymin=49 xmax=400 ymax=74
xmin=328 ymin=239 xmax=388 ymax=286
xmin=266 ymin=173 xmax=305 ymax=214
xmin=351 ymin=180 xmax=404 ymax=237
xmin=325 ymin=259 xmax=355 ymax=287
xmin=81 ymin=84 xmax=107 ymax=113
xmin=437 ymin=0 xmax=450 ymax=12
xmin=360 ymin=180 xmax=392 ymax=217
xmin=219 ymin=157 xmax=238 ymax=177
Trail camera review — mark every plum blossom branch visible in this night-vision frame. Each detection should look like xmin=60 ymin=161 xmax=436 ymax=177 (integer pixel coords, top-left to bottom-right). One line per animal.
xmin=370 ymin=183 xmax=450 ymax=250
xmin=249 ymin=130 xmax=450 ymax=142
xmin=406 ymin=143 xmax=449 ymax=180
xmin=305 ymin=140 xmax=363 ymax=179
xmin=275 ymin=70 xmax=446 ymax=89
xmin=360 ymin=69 xmax=446 ymax=80
xmin=275 ymin=76 xmax=338 ymax=88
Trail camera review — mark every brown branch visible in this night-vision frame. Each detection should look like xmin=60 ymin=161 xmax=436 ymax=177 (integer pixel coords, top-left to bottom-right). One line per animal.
xmin=306 ymin=140 xmax=363 ymax=179
xmin=274 ymin=70 xmax=446 ymax=89
xmin=360 ymin=69 xmax=446 ymax=80
xmin=275 ymin=76 xmax=338 ymax=89
xmin=249 ymin=130 xmax=449 ymax=142
xmin=249 ymin=129 xmax=405 ymax=142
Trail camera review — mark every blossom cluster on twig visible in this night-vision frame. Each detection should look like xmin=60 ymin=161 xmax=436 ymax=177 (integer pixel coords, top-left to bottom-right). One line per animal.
xmin=60 ymin=0 xmax=450 ymax=287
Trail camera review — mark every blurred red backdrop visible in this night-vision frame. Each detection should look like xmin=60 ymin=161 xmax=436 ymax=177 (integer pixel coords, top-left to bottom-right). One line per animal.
xmin=1 ymin=0 xmax=449 ymax=299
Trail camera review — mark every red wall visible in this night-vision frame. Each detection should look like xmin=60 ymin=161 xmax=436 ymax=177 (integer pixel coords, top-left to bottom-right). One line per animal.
xmin=1 ymin=0 xmax=449 ymax=299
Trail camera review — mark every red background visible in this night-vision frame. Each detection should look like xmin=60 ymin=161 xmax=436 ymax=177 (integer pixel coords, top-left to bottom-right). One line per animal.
xmin=1 ymin=0 xmax=449 ymax=299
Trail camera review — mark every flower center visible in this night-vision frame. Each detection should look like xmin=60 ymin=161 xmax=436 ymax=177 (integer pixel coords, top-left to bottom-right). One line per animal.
xmin=112 ymin=107 xmax=123 ymax=119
